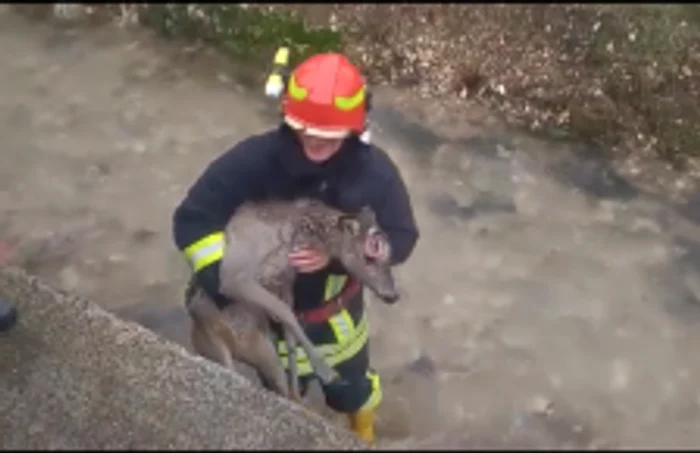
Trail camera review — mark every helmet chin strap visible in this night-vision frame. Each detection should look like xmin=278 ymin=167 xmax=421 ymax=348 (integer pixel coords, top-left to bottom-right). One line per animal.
xmin=360 ymin=90 xmax=373 ymax=143
xmin=359 ymin=128 xmax=371 ymax=144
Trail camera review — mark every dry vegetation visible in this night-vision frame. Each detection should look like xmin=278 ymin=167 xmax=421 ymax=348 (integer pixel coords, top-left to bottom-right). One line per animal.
xmin=275 ymin=4 xmax=700 ymax=167
xmin=15 ymin=3 xmax=700 ymax=167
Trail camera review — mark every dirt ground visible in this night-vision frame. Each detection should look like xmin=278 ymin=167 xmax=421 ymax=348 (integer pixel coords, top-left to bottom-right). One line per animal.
xmin=5 ymin=9 xmax=700 ymax=449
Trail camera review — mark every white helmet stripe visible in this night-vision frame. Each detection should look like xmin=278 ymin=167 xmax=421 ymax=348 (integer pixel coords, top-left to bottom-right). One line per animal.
xmin=284 ymin=115 xmax=351 ymax=139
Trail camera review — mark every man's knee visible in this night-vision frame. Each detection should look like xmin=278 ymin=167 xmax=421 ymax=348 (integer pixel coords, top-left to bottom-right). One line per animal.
xmin=322 ymin=368 xmax=382 ymax=414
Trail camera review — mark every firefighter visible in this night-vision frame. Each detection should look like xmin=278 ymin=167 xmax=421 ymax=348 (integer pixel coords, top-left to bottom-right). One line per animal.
xmin=172 ymin=51 xmax=419 ymax=444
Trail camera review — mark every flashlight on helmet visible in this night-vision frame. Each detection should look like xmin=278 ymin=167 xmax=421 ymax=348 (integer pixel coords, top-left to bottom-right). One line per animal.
xmin=265 ymin=47 xmax=290 ymax=99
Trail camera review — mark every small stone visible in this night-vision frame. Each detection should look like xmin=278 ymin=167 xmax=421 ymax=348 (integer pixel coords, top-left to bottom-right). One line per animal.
xmin=132 ymin=228 xmax=157 ymax=243
xmin=59 ymin=266 xmax=81 ymax=290
xmin=610 ymin=359 xmax=630 ymax=391
xmin=549 ymin=374 xmax=562 ymax=388
xmin=529 ymin=395 xmax=554 ymax=416
xmin=108 ymin=254 xmax=127 ymax=264
xmin=406 ymin=353 xmax=437 ymax=376
xmin=0 ymin=240 xmax=17 ymax=265
xmin=132 ymin=142 xmax=147 ymax=154
xmin=217 ymin=73 xmax=231 ymax=83
xmin=443 ymin=294 xmax=455 ymax=305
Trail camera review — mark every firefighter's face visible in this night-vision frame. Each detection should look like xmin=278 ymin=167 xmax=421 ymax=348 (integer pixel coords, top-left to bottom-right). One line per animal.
xmin=297 ymin=132 xmax=344 ymax=163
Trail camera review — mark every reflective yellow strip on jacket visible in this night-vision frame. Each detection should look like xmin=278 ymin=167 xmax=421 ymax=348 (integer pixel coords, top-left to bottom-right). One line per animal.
xmin=324 ymin=274 xmax=348 ymax=300
xmin=325 ymin=274 xmax=353 ymax=346
xmin=183 ymin=231 xmax=225 ymax=273
xmin=278 ymin=313 xmax=369 ymax=376
xmin=329 ymin=308 xmax=354 ymax=345
xmin=278 ymin=274 xmax=363 ymax=376
xmin=276 ymin=311 xmax=366 ymax=358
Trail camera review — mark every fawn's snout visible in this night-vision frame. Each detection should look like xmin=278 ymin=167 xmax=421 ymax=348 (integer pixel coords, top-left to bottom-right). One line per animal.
xmin=366 ymin=259 xmax=400 ymax=304
xmin=378 ymin=289 xmax=400 ymax=304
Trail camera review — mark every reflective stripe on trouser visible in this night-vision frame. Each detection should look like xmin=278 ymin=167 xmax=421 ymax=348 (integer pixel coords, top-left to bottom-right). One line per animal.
xmin=277 ymin=274 xmax=364 ymax=376
xmin=360 ymin=369 xmax=382 ymax=411
xmin=183 ymin=231 xmax=225 ymax=272
xmin=277 ymin=310 xmax=369 ymax=376
xmin=277 ymin=274 xmax=382 ymax=412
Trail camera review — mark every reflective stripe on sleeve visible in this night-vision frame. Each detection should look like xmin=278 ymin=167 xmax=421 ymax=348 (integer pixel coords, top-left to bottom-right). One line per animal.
xmin=183 ymin=231 xmax=225 ymax=273
xmin=324 ymin=274 xmax=348 ymax=300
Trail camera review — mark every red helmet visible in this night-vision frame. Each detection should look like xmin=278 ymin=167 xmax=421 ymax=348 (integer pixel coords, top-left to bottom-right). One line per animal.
xmin=282 ymin=53 xmax=367 ymax=139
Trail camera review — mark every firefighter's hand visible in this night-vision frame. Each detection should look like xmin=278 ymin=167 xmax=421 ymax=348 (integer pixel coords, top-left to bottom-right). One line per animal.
xmin=288 ymin=246 xmax=330 ymax=273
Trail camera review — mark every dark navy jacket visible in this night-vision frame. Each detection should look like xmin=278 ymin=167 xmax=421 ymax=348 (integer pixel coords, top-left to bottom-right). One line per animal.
xmin=172 ymin=124 xmax=419 ymax=311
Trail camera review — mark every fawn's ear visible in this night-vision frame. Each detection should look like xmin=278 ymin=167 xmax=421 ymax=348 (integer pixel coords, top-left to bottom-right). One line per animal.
xmin=337 ymin=214 xmax=361 ymax=236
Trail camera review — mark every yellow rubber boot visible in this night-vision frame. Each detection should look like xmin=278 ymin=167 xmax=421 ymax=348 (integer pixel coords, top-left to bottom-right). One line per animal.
xmin=349 ymin=409 xmax=376 ymax=445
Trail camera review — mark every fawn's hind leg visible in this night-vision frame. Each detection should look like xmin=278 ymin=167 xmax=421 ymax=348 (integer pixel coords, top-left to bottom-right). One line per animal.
xmin=219 ymin=276 xmax=339 ymax=385
xmin=242 ymin=328 xmax=289 ymax=398
xmin=283 ymin=326 xmax=303 ymax=402
xmin=279 ymin=287 xmax=302 ymax=403
xmin=186 ymin=287 xmax=239 ymax=373
xmin=190 ymin=319 xmax=237 ymax=372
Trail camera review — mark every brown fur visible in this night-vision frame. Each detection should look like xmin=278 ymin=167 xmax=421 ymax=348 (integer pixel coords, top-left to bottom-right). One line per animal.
xmin=185 ymin=198 xmax=398 ymax=401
